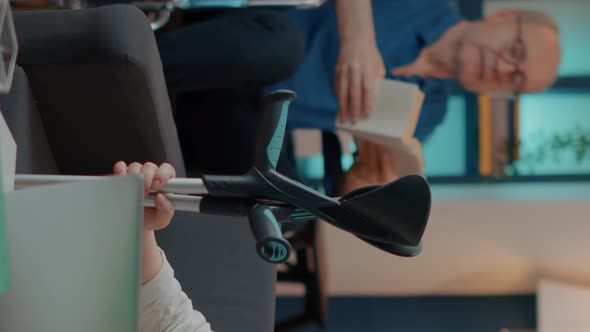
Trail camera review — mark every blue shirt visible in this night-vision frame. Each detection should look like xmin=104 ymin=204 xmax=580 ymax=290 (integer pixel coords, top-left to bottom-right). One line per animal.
xmin=267 ymin=0 xmax=463 ymax=142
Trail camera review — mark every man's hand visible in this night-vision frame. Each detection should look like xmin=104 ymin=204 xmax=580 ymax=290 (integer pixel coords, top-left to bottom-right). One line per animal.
xmin=334 ymin=0 xmax=386 ymax=125
xmin=391 ymin=54 xmax=430 ymax=78
xmin=391 ymin=43 xmax=451 ymax=79
xmin=337 ymin=139 xmax=397 ymax=196
xmin=113 ymin=161 xmax=176 ymax=284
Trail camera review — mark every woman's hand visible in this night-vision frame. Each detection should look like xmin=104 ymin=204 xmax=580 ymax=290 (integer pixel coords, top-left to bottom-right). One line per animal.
xmin=113 ymin=161 xmax=177 ymax=284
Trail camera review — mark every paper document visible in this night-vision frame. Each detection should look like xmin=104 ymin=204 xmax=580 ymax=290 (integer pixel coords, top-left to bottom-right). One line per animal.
xmin=537 ymin=279 xmax=590 ymax=332
xmin=336 ymin=79 xmax=424 ymax=144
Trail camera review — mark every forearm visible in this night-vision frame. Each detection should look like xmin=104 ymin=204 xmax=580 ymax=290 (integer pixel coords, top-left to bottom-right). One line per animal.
xmin=334 ymin=0 xmax=384 ymax=123
xmin=335 ymin=0 xmax=376 ymax=44
xmin=142 ymin=231 xmax=163 ymax=285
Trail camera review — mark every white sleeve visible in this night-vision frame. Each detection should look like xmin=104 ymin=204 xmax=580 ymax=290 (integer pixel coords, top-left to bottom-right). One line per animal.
xmin=140 ymin=250 xmax=214 ymax=332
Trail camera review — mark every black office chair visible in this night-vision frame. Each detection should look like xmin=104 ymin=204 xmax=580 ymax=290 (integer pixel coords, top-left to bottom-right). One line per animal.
xmin=275 ymin=131 xmax=342 ymax=331
xmin=13 ymin=5 xmax=185 ymax=175
xmin=12 ymin=6 xmax=278 ymax=331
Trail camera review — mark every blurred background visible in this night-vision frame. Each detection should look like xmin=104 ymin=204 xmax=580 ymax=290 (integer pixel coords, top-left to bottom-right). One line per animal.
xmin=279 ymin=1 xmax=590 ymax=331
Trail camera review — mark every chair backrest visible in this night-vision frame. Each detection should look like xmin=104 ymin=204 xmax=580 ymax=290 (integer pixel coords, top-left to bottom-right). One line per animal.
xmin=13 ymin=5 xmax=185 ymax=176
xmin=0 ymin=66 xmax=59 ymax=174
xmin=10 ymin=7 xmax=277 ymax=332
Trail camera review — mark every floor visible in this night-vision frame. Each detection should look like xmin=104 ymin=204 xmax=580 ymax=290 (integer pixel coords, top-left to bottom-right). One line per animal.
xmin=276 ymin=295 xmax=536 ymax=332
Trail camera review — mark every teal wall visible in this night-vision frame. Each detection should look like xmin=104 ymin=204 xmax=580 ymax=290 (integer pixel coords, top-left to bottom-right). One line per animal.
xmin=422 ymin=96 xmax=467 ymax=177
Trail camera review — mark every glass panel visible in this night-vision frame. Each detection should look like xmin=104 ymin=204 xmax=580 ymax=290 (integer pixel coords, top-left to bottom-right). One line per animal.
xmin=512 ymin=93 xmax=590 ymax=175
xmin=423 ymin=95 xmax=467 ymax=177
xmin=485 ymin=0 xmax=590 ymax=77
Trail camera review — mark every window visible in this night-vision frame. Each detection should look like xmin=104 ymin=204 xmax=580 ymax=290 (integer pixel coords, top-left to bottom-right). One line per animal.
xmin=512 ymin=93 xmax=590 ymax=176
xmin=423 ymin=95 xmax=467 ymax=177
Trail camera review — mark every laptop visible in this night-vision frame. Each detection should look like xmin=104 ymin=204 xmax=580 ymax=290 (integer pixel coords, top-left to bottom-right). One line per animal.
xmin=0 ymin=164 xmax=8 ymax=294
xmin=0 ymin=175 xmax=144 ymax=332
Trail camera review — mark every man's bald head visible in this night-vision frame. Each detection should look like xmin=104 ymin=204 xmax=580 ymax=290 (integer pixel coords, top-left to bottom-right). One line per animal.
xmin=518 ymin=9 xmax=559 ymax=34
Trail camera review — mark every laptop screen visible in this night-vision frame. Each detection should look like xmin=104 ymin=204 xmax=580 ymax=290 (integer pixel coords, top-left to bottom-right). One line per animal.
xmin=0 ymin=175 xmax=143 ymax=332
xmin=0 ymin=157 xmax=9 ymax=294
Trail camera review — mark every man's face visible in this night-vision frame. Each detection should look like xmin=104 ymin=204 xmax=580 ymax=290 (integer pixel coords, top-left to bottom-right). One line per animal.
xmin=454 ymin=11 xmax=560 ymax=95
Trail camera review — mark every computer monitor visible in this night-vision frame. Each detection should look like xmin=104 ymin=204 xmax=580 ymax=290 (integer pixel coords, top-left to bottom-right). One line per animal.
xmin=0 ymin=161 xmax=8 ymax=295
xmin=0 ymin=0 xmax=18 ymax=295
xmin=0 ymin=175 xmax=144 ymax=332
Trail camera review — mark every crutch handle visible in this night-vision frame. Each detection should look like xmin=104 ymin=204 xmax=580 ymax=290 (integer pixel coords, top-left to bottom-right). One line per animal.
xmin=248 ymin=204 xmax=291 ymax=264
xmin=254 ymin=90 xmax=296 ymax=169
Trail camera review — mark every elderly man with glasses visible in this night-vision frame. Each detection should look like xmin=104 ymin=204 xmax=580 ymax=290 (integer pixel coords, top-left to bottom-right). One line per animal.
xmin=267 ymin=0 xmax=561 ymax=194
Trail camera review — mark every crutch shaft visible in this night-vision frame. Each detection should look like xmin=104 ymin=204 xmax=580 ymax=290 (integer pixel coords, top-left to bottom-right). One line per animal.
xmin=14 ymin=174 xmax=208 ymax=195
